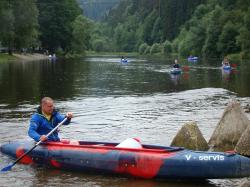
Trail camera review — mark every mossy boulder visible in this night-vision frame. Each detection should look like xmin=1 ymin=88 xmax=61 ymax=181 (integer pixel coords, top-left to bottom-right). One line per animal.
xmin=170 ymin=121 xmax=209 ymax=151
xmin=209 ymin=100 xmax=250 ymax=151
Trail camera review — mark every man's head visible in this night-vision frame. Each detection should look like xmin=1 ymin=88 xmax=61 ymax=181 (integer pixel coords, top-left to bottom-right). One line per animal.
xmin=41 ymin=97 xmax=54 ymax=115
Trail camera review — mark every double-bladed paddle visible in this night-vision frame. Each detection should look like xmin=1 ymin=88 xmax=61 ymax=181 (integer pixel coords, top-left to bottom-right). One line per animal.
xmin=1 ymin=117 xmax=68 ymax=172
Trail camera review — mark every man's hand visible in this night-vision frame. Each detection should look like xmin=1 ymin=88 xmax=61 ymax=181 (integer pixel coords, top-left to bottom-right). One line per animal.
xmin=66 ymin=112 xmax=73 ymax=119
xmin=40 ymin=135 xmax=48 ymax=142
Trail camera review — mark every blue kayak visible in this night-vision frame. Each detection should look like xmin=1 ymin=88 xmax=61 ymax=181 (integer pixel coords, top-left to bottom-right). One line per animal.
xmin=170 ymin=68 xmax=182 ymax=75
xmin=121 ymin=59 xmax=128 ymax=63
xmin=1 ymin=140 xmax=250 ymax=179
xmin=222 ymin=65 xmax=232 ymax=70
xmin=188 ymin=57 xmax=198 ymax=62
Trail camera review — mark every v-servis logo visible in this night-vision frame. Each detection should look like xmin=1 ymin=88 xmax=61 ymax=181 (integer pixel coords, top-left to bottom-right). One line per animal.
xmin=185 ymin=154 xmax=225 ymax=161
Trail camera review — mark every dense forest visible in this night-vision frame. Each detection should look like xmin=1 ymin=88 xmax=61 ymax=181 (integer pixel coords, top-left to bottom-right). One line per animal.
xmin=0 ymin=0 xmax=90 ymax=55
xmin=98 ymin=0 xmax=205 ymax=53
xmin=0 ymin=0 xmax=39 ymax=54
xmin=77 ymin=0 xmax=121 ymax=21
xmin=92 ymin=0 xmax=250 ymax=59
xmin=1 ymin=0 xmax=250 ymax=59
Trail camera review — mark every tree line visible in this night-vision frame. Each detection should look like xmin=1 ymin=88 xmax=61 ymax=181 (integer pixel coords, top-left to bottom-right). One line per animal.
xmin=93 ymin=0 xmax=250 ymax=59
xmin=92 ymin=0 xmax=205 ymax=53
xmin=0 ymin=0 xmax=91 ymax=56
xmin=2 ymin=0 xmax=250 ymax=59
xmin=175 ymin=0 xmax=250 ymax=59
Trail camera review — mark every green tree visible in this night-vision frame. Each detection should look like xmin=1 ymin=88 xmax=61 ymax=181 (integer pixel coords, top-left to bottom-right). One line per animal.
xmin=138 ymin=43 xmax=149 ymax=54
xmin=150 ymin=43 xmax=162 ymax=54
xmin=142 ymin=9 xmax=158 ymax=45
xmin=0 ymin=0 xmax=38 ymax=54
xmin=89 ymin=22 xmax=114 ymax=52
xmin=92 ymin=39 xmax=106 ymax=52
xmin=37 ymin=0 xmax=81 ymax=53
xmin=100 ymin=0 xmax=205 ymax=52
xmin=180 ymin=17 xmax=207 ymax=56
xmin=163 ymin=40 xmax=172 ymax=54
xmin=160 ymin=0 xmax=206 ymax=40
xmin=0 ymin=0 xmax=14 ymax=54
xmin=113 ymin=23 xmax=125 ymax=51
xmin=217 ymin=0 xmax=237 ymax=10
xmin=236 ymin=0 xmax=250 ymax=11
xmin=71 ymin=15 xmax=91 ymax=54
xmin=12 ymin=0 xmax=39 ymax=50
xmin=217 ymin=21 xmax=240 ymax=55
xmin=151 ymin=16 xmax=163 ymax=43
xmin=113 ymin=22 xmax=137 ymax=52
xmin=237 ymin=8 xmax=250 ymax=58
xmin=178 ymin=35 xmax=191 ymax=57
xmin=202 ymin=5 xmax=224 ymax=57
xmin=144 ymin=45 xmax=151 ymax=54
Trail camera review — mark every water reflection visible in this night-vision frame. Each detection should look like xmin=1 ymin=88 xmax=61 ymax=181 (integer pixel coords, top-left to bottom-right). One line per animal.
xmin=0 ymin=56 xmax=250 ymax=187
xmin=6 ymin=166 xmax=217 ymax=187
xmin=221 ymin=69 xmax=231 ymax=81
xmin=0 ymin=162 xmax=241 ymax=187
xmin=0 ymin=57 xmax=250 ymax=103
xmin=182 ymin=72 xmax=190 ymax=80
xmin=170 ymin=73 xmax=181 ymax=84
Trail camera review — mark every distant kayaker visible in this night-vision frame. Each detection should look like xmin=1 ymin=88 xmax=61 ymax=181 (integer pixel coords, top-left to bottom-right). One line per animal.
xmin=173 ymin=59 xmax=180 ymax=68
xmin=222 ymin=57 xmax=230 ymax=66
xmin=28 ymin=97 xmax=73 ymax=142
xmin=121 ymin=56 xmax=127 ymax=61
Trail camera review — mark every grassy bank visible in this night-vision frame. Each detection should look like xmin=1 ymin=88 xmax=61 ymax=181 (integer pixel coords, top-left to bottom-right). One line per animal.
xmin=12 ymin=53 xmax=48 ymax=61
xmin=0 ymin=53 xmax=50 ymax=63
xmin=0 ymin=53 xmax=17 ymax=63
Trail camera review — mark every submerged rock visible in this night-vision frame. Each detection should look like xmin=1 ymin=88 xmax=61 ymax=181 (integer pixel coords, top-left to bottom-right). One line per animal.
xmin=235 ymin=125 xmax=250 ymax=156
xmin=244 ymin=104 xmax=250 ymax=113
xmin=209 ymin=100 xmax=250 ymax=151
xmin=170 ymin=121 xmax=209 ymax=151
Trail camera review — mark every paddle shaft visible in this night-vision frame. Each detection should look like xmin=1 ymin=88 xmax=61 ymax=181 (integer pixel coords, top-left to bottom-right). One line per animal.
xmin=8 ymin=118 xmax=68 ymax=167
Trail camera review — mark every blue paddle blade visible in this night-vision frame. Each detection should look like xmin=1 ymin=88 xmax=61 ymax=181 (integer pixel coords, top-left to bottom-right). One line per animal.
xmin=1 ymin=164 xmax=14 ymax=172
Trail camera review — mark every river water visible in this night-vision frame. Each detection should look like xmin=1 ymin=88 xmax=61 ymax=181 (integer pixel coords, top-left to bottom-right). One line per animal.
xmin=0 ymin=56 xmax=249 ymax=186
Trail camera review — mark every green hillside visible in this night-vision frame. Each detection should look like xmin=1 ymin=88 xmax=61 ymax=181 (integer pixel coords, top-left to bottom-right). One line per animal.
xmin=92 ymin=0 xmax=250 ymax=59
xmin=77 ymin=0 xmax=121 ymax=21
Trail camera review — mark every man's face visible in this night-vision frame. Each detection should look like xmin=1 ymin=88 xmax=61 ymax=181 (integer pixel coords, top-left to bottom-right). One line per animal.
xmin=42 ymin=100 xmax=54 ymax=115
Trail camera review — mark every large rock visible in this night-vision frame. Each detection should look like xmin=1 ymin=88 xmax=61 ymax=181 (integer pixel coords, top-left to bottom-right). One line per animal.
xmin=209 ymin=100 xmax=250 ymax=151
xmin=170 ymin=121 xmax=209 ymax=151
xmin=235 ymin=125 xmax=250 ymax=156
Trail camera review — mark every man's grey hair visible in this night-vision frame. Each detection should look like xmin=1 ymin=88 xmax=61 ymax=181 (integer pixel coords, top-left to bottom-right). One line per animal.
xmin=41 ymin=97 xmax=53 ymax=105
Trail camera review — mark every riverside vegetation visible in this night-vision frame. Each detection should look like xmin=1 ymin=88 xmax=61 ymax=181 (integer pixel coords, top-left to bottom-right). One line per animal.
xmin=1 ymin=0 xmax=250 ymax=63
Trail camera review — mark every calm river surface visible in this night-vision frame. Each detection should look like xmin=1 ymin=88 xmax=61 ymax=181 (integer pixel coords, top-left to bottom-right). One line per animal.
xmin=0 ymin=56 xmax=249 ymax=186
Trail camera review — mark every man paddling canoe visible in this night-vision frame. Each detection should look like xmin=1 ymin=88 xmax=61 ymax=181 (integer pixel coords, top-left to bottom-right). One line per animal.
xmin=28 ymin=97 xmax=73 ymax=142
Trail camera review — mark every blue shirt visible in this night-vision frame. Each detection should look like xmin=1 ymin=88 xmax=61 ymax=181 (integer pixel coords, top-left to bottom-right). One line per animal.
xmin=28 ymin=107 xmax=71 ymax=142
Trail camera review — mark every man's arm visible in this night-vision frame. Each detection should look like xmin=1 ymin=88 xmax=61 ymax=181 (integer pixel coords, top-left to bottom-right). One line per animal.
xmin=28 ymin=120 xmax=41 ymax=142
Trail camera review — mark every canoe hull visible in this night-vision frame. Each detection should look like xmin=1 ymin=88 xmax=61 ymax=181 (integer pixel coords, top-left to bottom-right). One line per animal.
xmin=1 ymin=140 xmax=250 ymax=179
